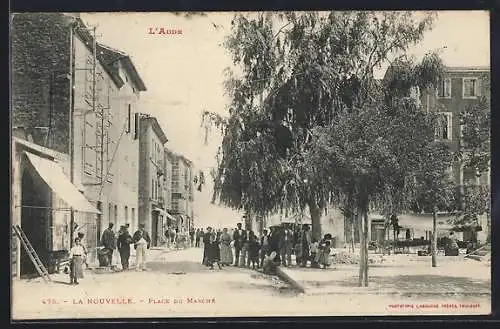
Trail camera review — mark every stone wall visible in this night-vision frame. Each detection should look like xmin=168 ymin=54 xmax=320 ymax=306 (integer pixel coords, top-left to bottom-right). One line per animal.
xmin=11 ymin=13 xmax=72 ymax=153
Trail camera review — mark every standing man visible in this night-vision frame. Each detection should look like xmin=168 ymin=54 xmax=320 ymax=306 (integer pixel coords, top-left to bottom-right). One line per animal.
xmin=300 ymin=224 xmax=312 ymax=267
xmin=100 ymin=223 xmax=116 ymax=266
xmin=117 ymin=224 xmax=133 ymax=270
xmin=259 ymin=229 xmax=271 ymax=268
xmin=279 ymin=226 xmax=293 ymax=267
xmin=232 ymin=223 xmax=247 ymax=267
xmin=202 ymin=227 xmax=213 ymax=266
xmin=269 ymin=226 xmax=281 ymax=264
xmin=133 ymin=223 xmax=151 ymax=271
xmin=189 ymin=227 xmax=196 ymax=247
xmin=195 ymin=228 xmax=201 ymax=247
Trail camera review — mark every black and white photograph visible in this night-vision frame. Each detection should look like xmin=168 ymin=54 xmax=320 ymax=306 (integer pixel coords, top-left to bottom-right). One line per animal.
xmin=10 ymin=11 xmax=491 ymax=319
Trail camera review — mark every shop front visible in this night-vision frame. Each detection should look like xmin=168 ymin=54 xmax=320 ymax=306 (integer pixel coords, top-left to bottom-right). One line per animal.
xmin=12 ymin=139 xmax=100 ymax=278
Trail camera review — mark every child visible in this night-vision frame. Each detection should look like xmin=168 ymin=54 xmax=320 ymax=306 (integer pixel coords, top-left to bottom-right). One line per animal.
xmin=310 ymin=238 xmax=320 ymax=268
xmin=77 ymin=232 xmax=89 ymax=268
xmin=69 ymin=238 xmax=86 ymax=285
xmin=248 ymin=235 xmax=260 ymax=269
xmin=317 ymin=240 xmax=332 ymax=269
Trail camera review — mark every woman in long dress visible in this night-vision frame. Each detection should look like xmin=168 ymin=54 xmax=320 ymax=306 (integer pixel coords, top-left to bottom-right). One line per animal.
xmin=69 ymin=237 xmax=86 ymax=285
xmin=207 ymin=233 xmax=222 ymax=270
xmin=219 ymin=228 xmax=233 ymax=266
xmin=317 ymin=240 xmax=332 ymax=269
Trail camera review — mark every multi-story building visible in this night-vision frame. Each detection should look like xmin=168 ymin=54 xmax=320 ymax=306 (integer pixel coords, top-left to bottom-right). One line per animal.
xmin=11 ymin=13 xmax=146 ymax=266
xmin=421 ymin=66 xmax=490 ymax=187
xmin=421 ymin=66 xmax=491 ymax=241
xmin=366 ymin=65 xmax=492 ymax=244
xmin=164 ymin=149 xmax=175 ymax=215
xmin=138 ymin=114 xmax=169 ymax=246
xmin=170 ymin=154 xmax=195 ymax=233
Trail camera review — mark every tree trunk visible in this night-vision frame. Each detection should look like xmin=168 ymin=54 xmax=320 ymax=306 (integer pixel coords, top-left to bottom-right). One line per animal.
xmin=363 ymin=211 xmax=369 ymax=286
xmin=358 ymin=210 xmax=369 ymax=287
xmin=350 ymin=218 xmax=355 ymax=253
xmin=431 ymin=207 xmax=437 ymax=267
xmin=308 ymin=201 xmax=322 ymax=241
xmin=358 ymin=213 xmax=364 ymax=286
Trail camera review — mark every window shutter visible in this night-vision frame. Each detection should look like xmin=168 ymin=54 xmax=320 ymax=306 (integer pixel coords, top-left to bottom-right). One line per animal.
xmin=476 ymin=78 xmax=482 ymax=97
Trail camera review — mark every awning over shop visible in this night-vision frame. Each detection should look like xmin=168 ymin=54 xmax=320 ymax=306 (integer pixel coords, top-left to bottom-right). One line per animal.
xmin=153 ymin=207 xmax=177 ymax=222
xmin=25 ymin=152 xmax=101 ymax=214
xmin=398 ymin=213 xmax=454 ymax=231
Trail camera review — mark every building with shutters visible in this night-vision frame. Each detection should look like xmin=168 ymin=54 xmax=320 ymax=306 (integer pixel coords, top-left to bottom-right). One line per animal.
xmin=170 ymin=154 xmax=195 ymax=233
xmin=420 ymin=66 xmax=490 ymax=187
xmin=11 ymin=13 xmax=145 ymax=265
xmin=138 ymin=114 xmax=169 ymax=247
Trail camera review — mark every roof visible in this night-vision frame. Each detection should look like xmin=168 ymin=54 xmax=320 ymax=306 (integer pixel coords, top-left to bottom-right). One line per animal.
xmin=140 ymin=114 xmax=168 ymax=144
xmin=178 ymin=155 xmax=193 ymax=166
xmin=73 ymin=17 xmax=146 ymax=92
xmin=445 ymin=66 xmax=490 ymax=73
xmin=98 ymin=44 xmax=147 ymax=91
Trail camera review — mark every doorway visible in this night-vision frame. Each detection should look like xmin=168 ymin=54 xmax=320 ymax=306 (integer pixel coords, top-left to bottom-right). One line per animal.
xmin=151 ymin=211 xmax=159 ymax=247
xmin=20 ymin=164 xmax=52 ymax=277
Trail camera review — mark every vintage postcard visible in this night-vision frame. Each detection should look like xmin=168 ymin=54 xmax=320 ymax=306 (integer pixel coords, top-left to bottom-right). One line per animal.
xmin=10 ymin=11 xmax=491 ymax=320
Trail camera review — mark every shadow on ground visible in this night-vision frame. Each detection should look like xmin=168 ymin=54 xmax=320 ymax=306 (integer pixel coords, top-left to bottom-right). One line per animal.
xmin=333 ymin=275 xmax=490 ymax=292
xmin=146 ymin=260 xmax=209 ymax=274
xmin=225 ymin=280 xmax=300 ymax=297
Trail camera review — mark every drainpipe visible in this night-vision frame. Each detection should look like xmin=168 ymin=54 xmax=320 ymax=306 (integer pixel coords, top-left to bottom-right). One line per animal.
xmin=69 ymin=22 xmax=76 ymax=248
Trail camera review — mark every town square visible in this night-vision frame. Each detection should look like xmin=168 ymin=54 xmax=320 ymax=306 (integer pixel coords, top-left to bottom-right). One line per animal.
xmin=10 ymin=11 xmax=491 ymax=319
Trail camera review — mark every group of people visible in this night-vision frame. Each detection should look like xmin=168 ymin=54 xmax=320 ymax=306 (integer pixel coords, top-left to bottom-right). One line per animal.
xmin=198 ymin=222 xmax=334 ymax=271
xmin=67 ymin=222 xmax=152 ymax=285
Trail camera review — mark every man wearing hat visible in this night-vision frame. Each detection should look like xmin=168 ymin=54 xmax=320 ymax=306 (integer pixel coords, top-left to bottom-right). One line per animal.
xmin=100 ymin=223 xmax=117 ymax=266
xmin=232 ymin=223 xmax=247 ymax=266
xmin=202 ymin=227 xmax=213 ymax=266
xmin=117 ymin=224 xmax=133 ymax=270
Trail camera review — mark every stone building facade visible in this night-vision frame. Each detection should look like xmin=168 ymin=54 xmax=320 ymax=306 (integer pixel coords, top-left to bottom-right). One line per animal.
xmin=170 ymin=154 xmax=195 ymax=233
xmin=11 ymin=13 xmax=146 ymax=264
xmin=138 ymin=114 xmax=169 ymax=246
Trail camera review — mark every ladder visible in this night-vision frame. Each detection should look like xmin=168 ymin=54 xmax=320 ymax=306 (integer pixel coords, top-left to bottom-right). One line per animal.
xmin=12 ymin=225 xmax=52 ymax=283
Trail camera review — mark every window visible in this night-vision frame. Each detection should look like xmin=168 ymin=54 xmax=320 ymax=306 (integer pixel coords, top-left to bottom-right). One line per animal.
xmin=114 ymin=205 xmax=118 ymax=225
xmin=463 ymin=78 xmax=479 ymax=99
xmin=131 ymin=208 xmax=135 ymax=229
xmin=126 ymin=104 xmax=131 ymax=133
xmin=463 ymin=167 xmax=478 ymax=185
xmin=435 ymin=112 xmax=453 ymax=141
xmin=437 ymin=78 xmax=451 ymax=98
xmin=124 ymin=206 xmax=128 ymax=223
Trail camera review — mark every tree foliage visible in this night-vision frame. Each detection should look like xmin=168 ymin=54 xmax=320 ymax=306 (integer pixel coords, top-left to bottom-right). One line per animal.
xmin=205 ymin=12 xmax=439 ymax=240
xmin=458 ymin=96 xmax=491 ymax=174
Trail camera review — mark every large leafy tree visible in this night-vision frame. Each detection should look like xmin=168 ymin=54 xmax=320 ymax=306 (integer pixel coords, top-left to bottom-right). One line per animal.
xmin=205 ymin=11 xmax=438 ymax=239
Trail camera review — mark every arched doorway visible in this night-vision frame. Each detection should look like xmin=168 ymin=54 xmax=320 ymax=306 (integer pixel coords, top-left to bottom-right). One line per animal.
xmin=20 ymin=163 xmax=52 ymax=277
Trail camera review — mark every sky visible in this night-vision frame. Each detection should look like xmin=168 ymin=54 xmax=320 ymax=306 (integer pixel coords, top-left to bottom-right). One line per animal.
xmin=80 ymin=11 xmax=490 ymax=228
